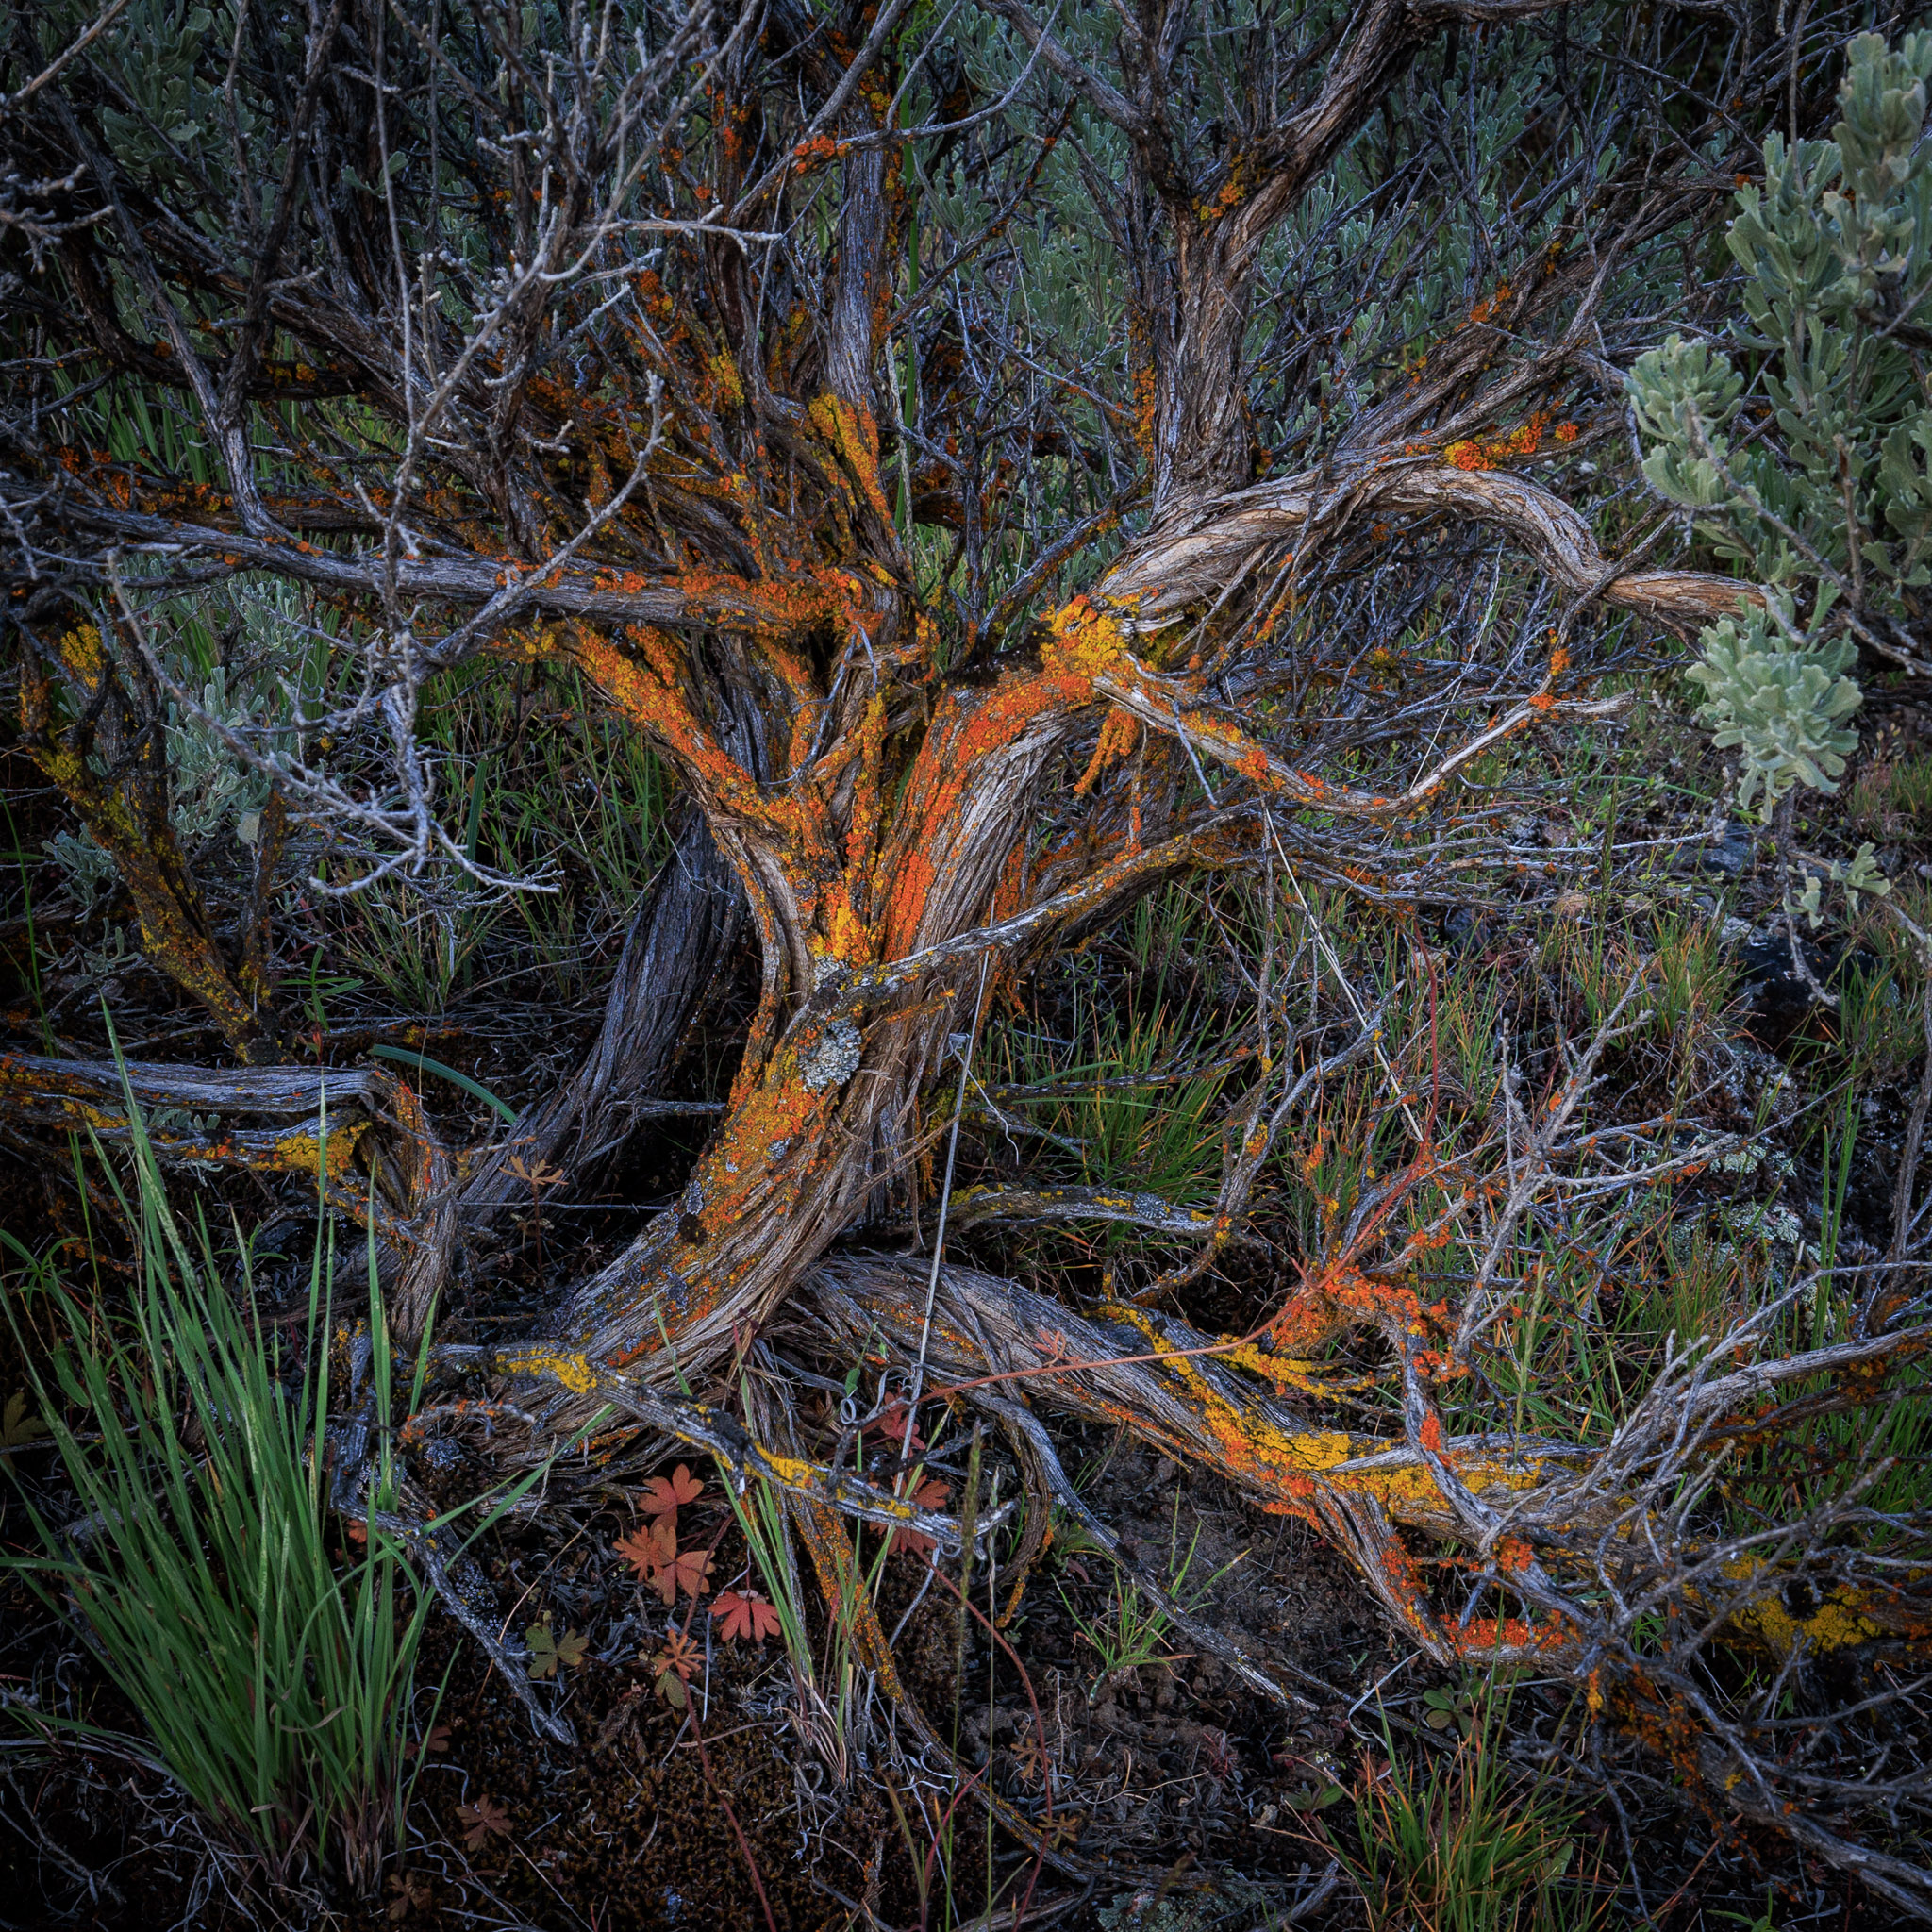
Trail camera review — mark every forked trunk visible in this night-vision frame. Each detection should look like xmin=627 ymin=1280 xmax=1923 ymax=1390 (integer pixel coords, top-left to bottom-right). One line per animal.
xmin=508 ymin=658 xmax=1087 ymax=1391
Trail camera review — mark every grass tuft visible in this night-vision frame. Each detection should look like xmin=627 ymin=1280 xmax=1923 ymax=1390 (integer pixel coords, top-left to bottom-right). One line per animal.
xmin=3 ymin=1099 xmax=457 ymax=1895
xmin=1339 ymin=1687 xmax=1608 ymax=1932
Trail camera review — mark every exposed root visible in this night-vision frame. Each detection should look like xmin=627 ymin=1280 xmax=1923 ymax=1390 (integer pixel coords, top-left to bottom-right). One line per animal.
xmin=806 ymin=1256 xmax=1932 ymax=1664
xmin=367 ymin=1506 xmax=577 ymax=1749
xmin=739 ymin=1373 xmax=1224 ymax=1898
xmin=450 ymin=1339 xmax=1018 ymax=1555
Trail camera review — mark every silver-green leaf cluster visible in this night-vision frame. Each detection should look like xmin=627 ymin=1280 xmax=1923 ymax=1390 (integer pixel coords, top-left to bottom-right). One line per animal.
xmin=1631 ymin=31 xmax=1932 ymax=820
xmin=1681 ymin=603 xmax=1862 ymax=814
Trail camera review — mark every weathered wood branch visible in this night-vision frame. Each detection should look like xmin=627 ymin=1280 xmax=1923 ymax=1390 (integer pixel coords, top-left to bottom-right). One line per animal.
xmin=37 ymin=506 xmax=864 ymax=642
xmin=1101 ymin=459 xmax=1762 ymax=631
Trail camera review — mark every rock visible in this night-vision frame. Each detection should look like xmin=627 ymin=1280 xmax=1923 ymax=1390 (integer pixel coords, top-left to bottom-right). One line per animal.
xmin=1700 ymin=820 xmax=1757 ymax=876
xmin=1732 ymin=929 xmax=1866 ymax=1047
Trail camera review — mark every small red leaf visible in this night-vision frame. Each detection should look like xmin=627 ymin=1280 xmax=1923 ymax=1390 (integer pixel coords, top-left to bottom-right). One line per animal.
xmin=386 ymin=1872 xmax=433 ymax=1922
xmin=639 ymin=1463 xmax=705 ymax=1520
xmin=614 ymin=1519 xmax=675 ymax=1584
xmin=663 ymin=1542 xmax=714 ymax=1605
xmin=712 ymin=1590 xmax=783 ymax=1643
xmin=651 ymin=1627 xmax=702 ymax=1701
xmin=458 ymin=1794 xmax=511 ymax=1853
xmin=617 ymin=1518 xmax=709 ymax=1604
xmin=872 ymin=1400 xmax=925 ymax=1452
xmin=886 ymin=1476 xmax=950 ymax=1559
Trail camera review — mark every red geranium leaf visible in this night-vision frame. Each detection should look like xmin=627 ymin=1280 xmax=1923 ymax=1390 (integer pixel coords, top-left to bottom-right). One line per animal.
xmin=458 ymin=1794 xmax=511 ymax=1853
xmin=614 ymin=1519 xmax=675 ymax=1585
xmin=639 ymin=1463 xmax=705 ymax=1520
xmin=617 ymin=1518 xmax=707 ymax=1604
xmin=651 ymin=1628 xmax=701 ymax=1703
xmin=886 ymin=1476 xmax=950 ymax=1558
xmin=653 ymin=1627 xmax=702 ymax=1680
xmin=872 ymin=1400 xmax=925 ymax=1452
xmin=665 ymin=1542 xmax=714 ymax=1603
xmin=712 ymin=1590 xmax=782 ymax=1643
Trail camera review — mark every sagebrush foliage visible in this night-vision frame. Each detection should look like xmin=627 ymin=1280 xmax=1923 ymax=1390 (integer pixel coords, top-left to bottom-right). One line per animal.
xmin=1631 ymin=31 xmax=1932 ymax=818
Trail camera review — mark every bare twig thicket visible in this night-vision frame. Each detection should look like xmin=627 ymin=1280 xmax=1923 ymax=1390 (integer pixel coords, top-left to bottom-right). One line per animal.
xmin=3 ymin=0 xmax=1931 ymax=1913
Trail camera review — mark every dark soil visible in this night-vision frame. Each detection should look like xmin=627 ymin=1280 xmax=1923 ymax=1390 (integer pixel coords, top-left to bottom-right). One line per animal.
xmin=3 ymin=1418 xmax=1899 ymax=1930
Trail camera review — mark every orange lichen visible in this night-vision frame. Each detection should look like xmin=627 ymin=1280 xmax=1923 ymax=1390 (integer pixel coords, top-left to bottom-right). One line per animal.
xmin=1072 ymin=705 xmax=1139 ymax=796
xmin=1468 ymin=282 xmax=1512 ymax=325
xmin=1441 ymin=412 xmax=1571 ymax=473
xmin=809 ymin=391 xmax=893 ymax=525
xmin=1198 ymin=171 xmax=1246 ymax=223
xmin=1447 ymin=1614 xmax=1572 ymax=1658
xmin=843 ymin=691 xmax=890 ymax=886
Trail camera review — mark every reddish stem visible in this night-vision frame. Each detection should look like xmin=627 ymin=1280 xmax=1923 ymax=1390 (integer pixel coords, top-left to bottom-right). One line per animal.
xmin=925 ymin=1564 xmax=1053 ymax=1928
xmin=687 ymin=1699 xmax=779 ymax=1932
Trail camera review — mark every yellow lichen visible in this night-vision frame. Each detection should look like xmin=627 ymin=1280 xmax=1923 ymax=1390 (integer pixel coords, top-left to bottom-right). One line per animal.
xmin=1039 ymin=595 xmax=1127 ymax=680
xmin=1719 ymin=1558 xmax=1892 ymax=1655
xmin=268 ymin=1120 xmax=368 ymax=1177
xmin=497 ymin=1346 xmax=601 ymax=1397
